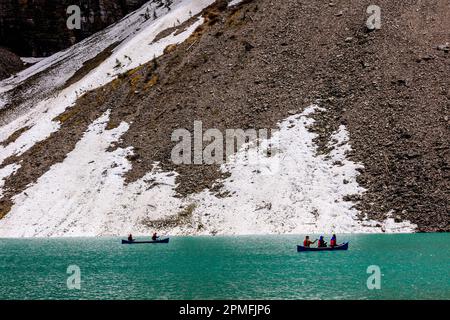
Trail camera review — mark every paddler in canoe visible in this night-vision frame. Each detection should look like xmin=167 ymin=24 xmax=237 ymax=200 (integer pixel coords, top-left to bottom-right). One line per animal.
xmin=317 ymin=235 xmax=327 ymax=247
xmin=128 ymin=233 xmax=135 ymax=242
xmin=303 ymin=236 xmax=318 ymax=247
xmin=151 ymin=232 xmax=160 ymax=241
xmin=329 ymin=234 xmax=337 ymax=247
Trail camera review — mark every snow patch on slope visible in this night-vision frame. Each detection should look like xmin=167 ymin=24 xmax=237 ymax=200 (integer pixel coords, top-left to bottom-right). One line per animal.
xmin=228 ymin=0 xmax=244 ymax=7
xmin=0 ymin=106 xmax=416 ymax=237
xmin=0 ymin=111 xmax=128 ymax=236
xmin=190 ymin=106 xmax=416 ymax=234
xmin=0 ymin=111 xmax=183 ymax=237
xmin=20 ymin=57 xmax=46 ymax=65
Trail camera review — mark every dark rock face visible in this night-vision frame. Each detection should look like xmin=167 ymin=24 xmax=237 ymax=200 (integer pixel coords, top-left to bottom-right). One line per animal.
xmin=0 ymin=47 xmax=23 ymax=80
xmin=0 ymin=0 xmax=150 ymax=57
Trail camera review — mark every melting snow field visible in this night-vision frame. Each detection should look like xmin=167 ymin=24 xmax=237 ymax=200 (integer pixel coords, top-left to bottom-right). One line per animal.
xmin=0 ymin=106 xmax=416 ymax=237
xmin=0 ymin=0 xmax=416 ymax=237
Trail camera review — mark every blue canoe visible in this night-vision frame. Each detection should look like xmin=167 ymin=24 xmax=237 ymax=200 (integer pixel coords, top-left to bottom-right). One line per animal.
xmin=121 ymin=238 xmax=169 ymax=244
xmin=297 ymin=242 xmax=349 ymax=252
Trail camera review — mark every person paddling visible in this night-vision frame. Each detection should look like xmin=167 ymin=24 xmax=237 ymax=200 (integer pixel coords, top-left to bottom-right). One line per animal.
xmin=152 ymin=232 xmax=159 ymax=241
xmin=303 ymin=235 xmax=317 ymax=247
xmin=128 ymin=233 xmax=134 ymax=242
xmin=317 ymin=235 xmax=327 ymax=247
xmin=329 ymin=234 xmax=337 ymax=247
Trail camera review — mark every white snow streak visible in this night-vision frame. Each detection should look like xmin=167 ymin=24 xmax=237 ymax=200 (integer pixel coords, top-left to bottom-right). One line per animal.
xmin=228 ymin=0 xmax=243 ymax=7
xmin=20 ymin=57 xmax=46 ymax=65
xmin=0 ymin=0 xmax=214 ymax=177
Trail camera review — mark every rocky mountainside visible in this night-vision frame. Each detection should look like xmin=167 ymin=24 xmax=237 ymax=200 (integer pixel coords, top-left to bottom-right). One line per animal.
xmin=0 ymin=0 xmax=448 ymax=236
xmin=0 ymin=47 xmax=23 ymax=80
xmin=0 ymin=0 xmax=163 ymax=57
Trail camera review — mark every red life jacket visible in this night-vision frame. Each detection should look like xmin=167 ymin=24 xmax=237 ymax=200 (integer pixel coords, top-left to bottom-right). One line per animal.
xmin=303 ymin=239 xmax=309 ymax=247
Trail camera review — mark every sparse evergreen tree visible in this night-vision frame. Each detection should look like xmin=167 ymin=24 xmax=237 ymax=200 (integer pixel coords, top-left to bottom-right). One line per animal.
xmin=152 ymin=55 xmax=158 ymax=71
xmin=144 ymin=7 xmax=150 ymax=20
xmin=114 ymin=58 xmax=122 ymax=69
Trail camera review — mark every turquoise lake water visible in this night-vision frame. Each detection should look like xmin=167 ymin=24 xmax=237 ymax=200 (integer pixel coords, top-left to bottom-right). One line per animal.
xmin=0 ymin=234 xmax=449 ymax=300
